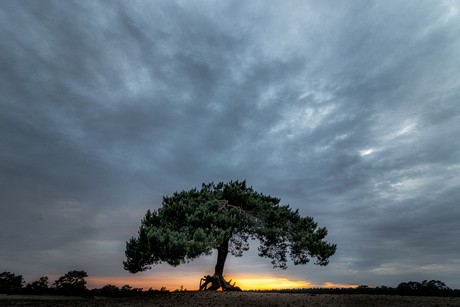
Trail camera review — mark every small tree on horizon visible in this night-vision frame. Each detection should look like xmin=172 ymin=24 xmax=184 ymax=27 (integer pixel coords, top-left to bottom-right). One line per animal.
xmin=101 ymin=284 xmax=120 ymax=297
xmin=53 ymin=270 xmax=88 ymax=296
xmin=24 ymin=276 xmax=49 ymax=295
xmin=124 ymin=180 xmax=337 ymax=291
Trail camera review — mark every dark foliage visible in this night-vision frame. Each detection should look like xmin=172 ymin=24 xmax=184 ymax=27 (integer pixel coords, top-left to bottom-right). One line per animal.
xmin=120 ymin=284 xmax=144 ymax=297
xmin=100 ymin=284 xmax=120 ymax=297
xmin=124 ymin=180 xmax=336 ymax=291
xmin=52 ymin=270 xmax=88 ymax=296
xmin=396 ymin=280 xmax=455 ymax=297
xmin=245 ymin=280 xmax=457 ymax=297
xmin=92 ymin=284 xmax=144 ymax=297
xmin=1 ymin=269 xmax=458 ymax=298
xmin=0 ymin=272 xmax=24 ymax=294
xmin=22 ymin=276 xmax=50 ymax=295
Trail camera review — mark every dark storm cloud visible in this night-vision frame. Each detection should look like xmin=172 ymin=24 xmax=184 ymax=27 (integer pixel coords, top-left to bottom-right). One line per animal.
xmin=1 ymin=0 xmax=459 ymax=288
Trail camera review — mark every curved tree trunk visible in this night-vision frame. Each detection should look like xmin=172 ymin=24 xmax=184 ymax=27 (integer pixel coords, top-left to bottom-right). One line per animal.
xmin=199 ymin=238 xmax=242 ymax=291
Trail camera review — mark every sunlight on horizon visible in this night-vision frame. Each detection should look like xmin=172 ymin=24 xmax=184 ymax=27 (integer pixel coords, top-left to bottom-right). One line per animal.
xmin=236 ymin=278 xmax=310 ymax=290
xmin=86 ymin=276 xmax=358 ymax=291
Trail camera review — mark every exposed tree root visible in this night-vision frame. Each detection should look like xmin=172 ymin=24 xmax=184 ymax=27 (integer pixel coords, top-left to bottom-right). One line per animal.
xmin=200 ymin=274 xmax=242 ymax=291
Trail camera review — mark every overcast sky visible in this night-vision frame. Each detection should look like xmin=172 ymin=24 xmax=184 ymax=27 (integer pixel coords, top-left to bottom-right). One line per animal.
xmin=1 ymin=0 xmax=459 ymax=290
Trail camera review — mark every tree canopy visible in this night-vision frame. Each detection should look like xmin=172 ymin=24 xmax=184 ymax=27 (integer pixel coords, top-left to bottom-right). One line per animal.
xmin=124 ymin=180 xmax=337 ymax=290
xmin=52 ymin=270 xmax=88 ymax=296
xmin=0 ymin=272 xmax=24 ymax=294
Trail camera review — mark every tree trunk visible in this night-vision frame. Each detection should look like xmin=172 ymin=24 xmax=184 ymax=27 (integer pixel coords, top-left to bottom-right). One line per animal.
xmin=214 ymin=236 xmax=229 ymax=277
xmin=199 ymin=238 xmax=242 ymax=291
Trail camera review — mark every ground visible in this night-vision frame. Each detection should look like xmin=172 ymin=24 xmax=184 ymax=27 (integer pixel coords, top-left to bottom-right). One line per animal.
xmin=1 ymin=292 xmax=460 ymax=307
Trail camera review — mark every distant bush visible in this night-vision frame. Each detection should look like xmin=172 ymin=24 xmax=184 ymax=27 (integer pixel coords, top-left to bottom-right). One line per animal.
xmin=244 ymin=280 xmax=457 ymax=297
xmin=121 ymin=285 xmax=143 ymax=297
xmin=90 ymin=284 xmax=144 ymax=297
xmin=101 ymin=284 xmax=120 ymax=297
xmin=144 ymin=286 xmax=170 ymax=295
xmin=2 ymin=270 xmax=457 ymax=298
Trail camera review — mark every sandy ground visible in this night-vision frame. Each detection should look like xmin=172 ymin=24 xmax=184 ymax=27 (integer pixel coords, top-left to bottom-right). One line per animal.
xmin=1 ymin=292 xmax=460 ymax=307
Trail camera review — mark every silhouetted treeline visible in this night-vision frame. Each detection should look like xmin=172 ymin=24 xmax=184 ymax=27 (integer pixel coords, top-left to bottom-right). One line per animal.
xmin=0 ymin=271 xmax=172 ymax=297
xmin=1 ymin=271 xmax=458 ymax=297
xmin=245 ymin=280 xmax=458 ymax=297
xmin=0 ymin=270 xmax=89 ymax=296
xmin=0 ymin=272 xmax=24 ymax=294
xmin=89 ymin=285 xmax=173 ymax=297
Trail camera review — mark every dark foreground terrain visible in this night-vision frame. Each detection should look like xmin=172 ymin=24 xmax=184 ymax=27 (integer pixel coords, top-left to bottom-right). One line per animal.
xmin=2 ymin=292 xmax=460 ymax=307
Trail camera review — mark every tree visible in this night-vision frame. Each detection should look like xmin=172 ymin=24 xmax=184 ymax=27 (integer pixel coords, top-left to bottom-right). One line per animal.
xmin=397 ymin=280 xmax=455 ymax=296
xmin=0 ymin=272 xmax=24 ymax=294
xmin=53 ymin=270 xmax=88 ymax=296
xmin=397 ymin=281 xmax=422 ymax=296
xmin=423 ymin=280 xmax=455 ymax=296
xmin=124 ymin=180 xmax=337 ymax=291
xmin=25 ymin=276 xmax=49 ymax=295
xmin=101 ymin=284 xmax=120 ymax=297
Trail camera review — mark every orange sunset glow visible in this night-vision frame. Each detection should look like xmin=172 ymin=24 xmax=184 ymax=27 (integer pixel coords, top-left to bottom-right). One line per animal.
xmin=320 ymin=282 xmax=359 ymax=289
xmin=85 ymin=276 xmax=358 ymax=291
xmin=86 ymin=275 xmax=195 ymax=291
xmin=234 ymin=278 xmax=310 ymax=290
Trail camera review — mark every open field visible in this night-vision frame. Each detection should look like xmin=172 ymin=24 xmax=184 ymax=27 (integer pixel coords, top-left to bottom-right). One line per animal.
xmin=1 ymin=292 xmax=460 ymax=307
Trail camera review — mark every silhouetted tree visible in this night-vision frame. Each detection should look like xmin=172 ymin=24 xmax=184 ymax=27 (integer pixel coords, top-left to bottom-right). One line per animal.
xmin=89 ymin=287 xmax=102 ymax=296
xmin=420 ymin=280 xmax=455 ymax=296
xmin=0 ymin=272 xmax=24 ymax=294
xmin=397 ymin=281 xmax=422 ymax=295
xmin=374 ymin=285 xmax=396 ymax=295
xmin=356 ymin=285 xmax=373 ymax=294
xmin=101 ymin=284 xmax=120 ymax=297
xmin=53 ymin=270 xmax=88 ymax=296
xmin=24 ymin=276 xmax=49 ymax=295
xmin=396 ymin=280 xmax=455 ymax=296
xmin=121 ymin=284 xmax=142 ymax=297
xmin=124 ymin=180 xmax=336 ymax=291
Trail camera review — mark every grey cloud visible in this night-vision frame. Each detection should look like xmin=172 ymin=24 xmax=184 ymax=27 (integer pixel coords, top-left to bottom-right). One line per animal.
xmin=1 ymin=0 xmax=459 ymax=288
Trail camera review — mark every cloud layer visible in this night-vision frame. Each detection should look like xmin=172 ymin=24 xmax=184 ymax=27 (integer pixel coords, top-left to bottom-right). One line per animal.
xmin=1 ymin=0 xmax=459 ymax=289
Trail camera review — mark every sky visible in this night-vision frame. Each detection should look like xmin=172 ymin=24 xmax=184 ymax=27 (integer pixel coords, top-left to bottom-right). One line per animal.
xmin=1 ymin=0 xmax=459 ymax=291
